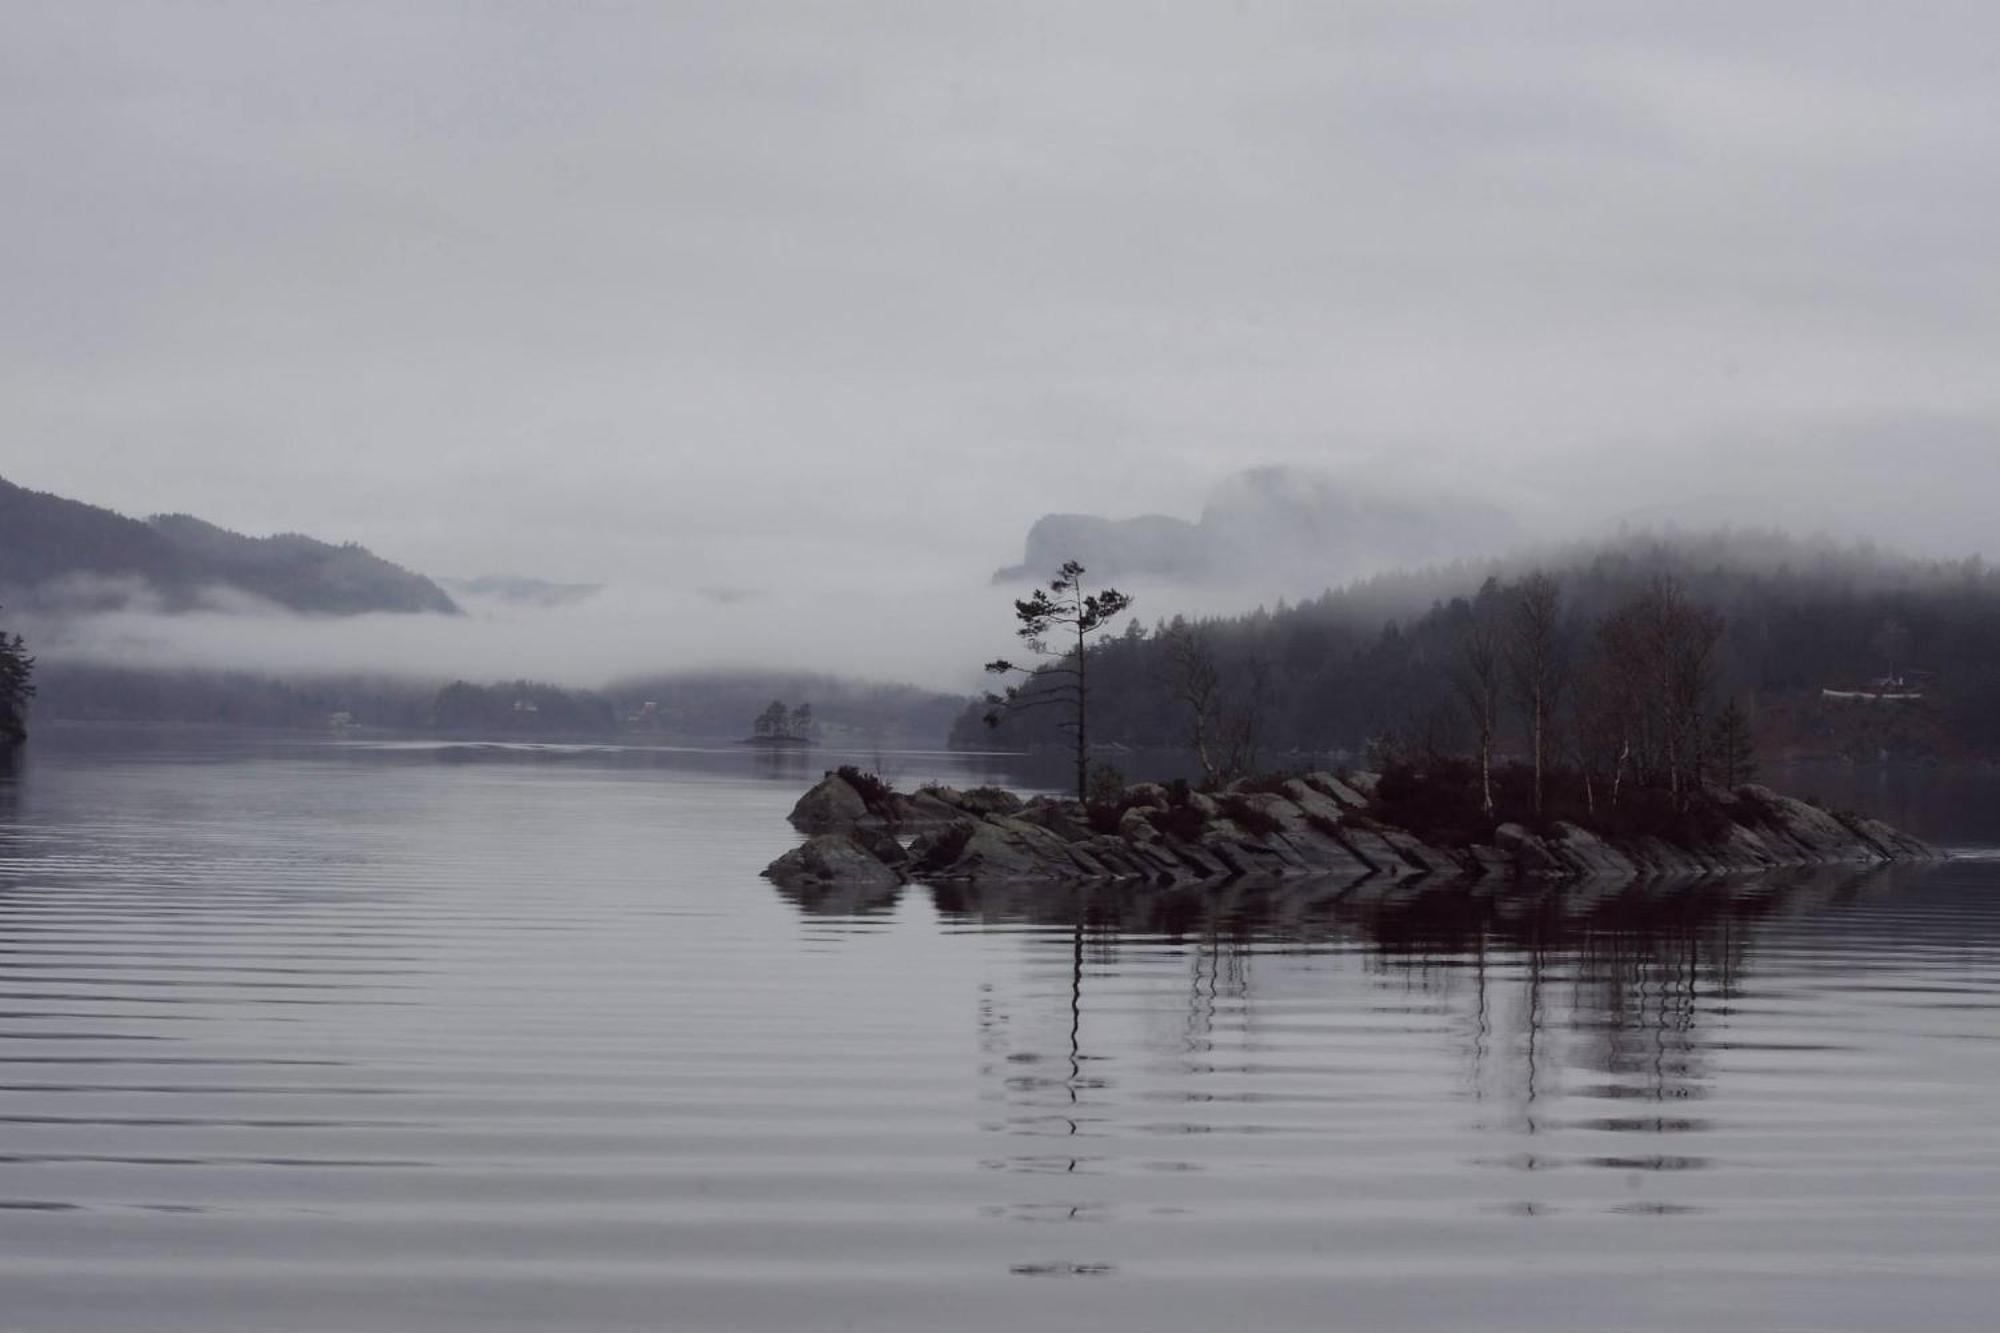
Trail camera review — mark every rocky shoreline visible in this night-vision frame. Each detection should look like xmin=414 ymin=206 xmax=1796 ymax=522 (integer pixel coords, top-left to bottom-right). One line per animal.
xmin=764 ymin=768 xmax=1942 ymax=891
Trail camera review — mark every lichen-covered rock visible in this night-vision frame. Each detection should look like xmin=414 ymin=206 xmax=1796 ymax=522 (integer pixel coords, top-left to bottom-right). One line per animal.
xmin=1340 ymin=772 xmax=1381 ymax=799
xmin=852 ymin=826 xmax=911 ymax=867
xmin=1281 ymin=779 xmax=1349 ymax=825
xmin=1493 ymin=823 xmax=1562 ymax=875
xmin=1546 ymin=823 xmax=1641 ymax=880
xmin=765 ymin=833 xmax=906 ymax=889
xmin=1302 ymin=773 xmax=1371 ymax=811
xmin=913 ymin=819 xmax=1066 ymax=881
xmin=787 ymin=775 xmax=874 ymax=833
xmin=1374 ymin=827 xmax=1449 ymax=873
xmin=1117 ymin=807 xmax=1163 ymax=843
xmin=1335 ymin=824 xmax=1418 ymax=877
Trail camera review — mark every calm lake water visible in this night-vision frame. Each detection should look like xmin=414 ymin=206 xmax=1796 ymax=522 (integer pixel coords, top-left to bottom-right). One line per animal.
xmin=1 ymin=729 xmax=1998 ymax=1332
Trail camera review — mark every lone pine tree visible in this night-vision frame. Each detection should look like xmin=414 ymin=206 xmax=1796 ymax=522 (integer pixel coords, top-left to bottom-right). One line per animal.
xmin=984 ymin=560 xmax=1134 ymax=803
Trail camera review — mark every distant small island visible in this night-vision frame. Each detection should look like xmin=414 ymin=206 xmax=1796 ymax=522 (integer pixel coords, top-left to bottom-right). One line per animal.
xmin=766 ymin=762 xmax=1941 ymax=891
xmin=740 ymin=700 xmax=818 ymax=748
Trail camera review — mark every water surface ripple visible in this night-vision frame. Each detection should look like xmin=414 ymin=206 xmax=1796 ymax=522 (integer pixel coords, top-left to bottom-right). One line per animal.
xmin=0 ymin=737 xmax=1997 ymax=1331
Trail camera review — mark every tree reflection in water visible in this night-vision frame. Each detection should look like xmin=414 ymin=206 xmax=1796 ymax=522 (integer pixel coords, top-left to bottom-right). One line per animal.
xmin=775 ymin=862 xmax=1927 ymax=1236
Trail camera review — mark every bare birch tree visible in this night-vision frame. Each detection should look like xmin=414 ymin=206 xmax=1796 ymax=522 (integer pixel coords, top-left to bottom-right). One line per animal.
xmin=1505 ymin=572 xmax=1568 ymax=817
xmin=1451 ymin=577 xmax=1507 ymax=817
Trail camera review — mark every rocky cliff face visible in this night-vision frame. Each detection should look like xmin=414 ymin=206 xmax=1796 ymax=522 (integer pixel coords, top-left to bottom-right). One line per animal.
xmin=764 ymin=771 xmax=1940 ymax=892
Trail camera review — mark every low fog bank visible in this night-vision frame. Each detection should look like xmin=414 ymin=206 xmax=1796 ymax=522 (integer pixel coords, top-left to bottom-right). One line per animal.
xmin=18 ymin=415 xmax=2000 ymax=705
xmin=23 ymin=520 xmax=1982 ymax=718
xmin=17 ymin=572 xmax=1307 ymax=702
xmin=17 ymin=579 xmax=1010 ymax=697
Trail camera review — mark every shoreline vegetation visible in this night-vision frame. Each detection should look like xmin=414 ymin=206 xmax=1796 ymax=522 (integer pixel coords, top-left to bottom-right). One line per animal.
xmin=764 ymin=763 xmax=1941 ymax=892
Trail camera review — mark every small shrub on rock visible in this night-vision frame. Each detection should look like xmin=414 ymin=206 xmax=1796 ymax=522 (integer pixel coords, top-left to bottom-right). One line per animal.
xmin=959 ymin=785 xmax=1024 ymax=816
xmin=1151 ymin=800 xmax=1211 ymax=842
xmin=834 ymin=765 xmax=897 ymax=815
xmin=1084 ymin=763 xmax=1129 ymax=834
xmin=1371 ymin=757 xmax=1488 ymax=846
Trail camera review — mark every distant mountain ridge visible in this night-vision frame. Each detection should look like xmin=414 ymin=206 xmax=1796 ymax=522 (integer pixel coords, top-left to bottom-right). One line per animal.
xmin=996 ymin=464 xmax=1519 ymax=587
xmin=0 ymin=475 xmax=459 ymax=616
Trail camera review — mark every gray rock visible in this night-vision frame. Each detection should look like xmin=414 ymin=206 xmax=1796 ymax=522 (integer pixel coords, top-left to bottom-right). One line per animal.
xmin=787 ymin=774 xmax=873 ymax=833
xmin=1374 ymin=827 xmax=1447 ymax=873
xmin=1117 ymin=807 xmax=1164 ymax=843
xmin=1281 ymin=779 xmax=1349 ymax=825
xmin=1335 ymin=825 xmax=1414 ymax=877
xmin=1167 ymin=842 xmax=1230 ymax=880
xmin=1019 ymin=798 xmax=1096 ymax=844
xmin=852 ymin=826 xmax=910 ymax=867
xmin=765 ymin=834 xmax=907 ymax=889
xmin=1301 ymin=772 xmax=1370 ymax=810
xmin=775 ymin=773 xmax=1941 ymax=889
xmin=898 ymin=791 xmax=966 ymax=828
xmin=905 ymin=820 xmax=975 ymax=873
xmin=1493 ymin=823 xmax=1562 ymax=876
xmin=1462 ymin=843 xmax=1516 ymax=878
xmin=1546 ymin=823 xmax=1640 ymax=879
xmin=932 ymin=822 xmax=1046 ymax=880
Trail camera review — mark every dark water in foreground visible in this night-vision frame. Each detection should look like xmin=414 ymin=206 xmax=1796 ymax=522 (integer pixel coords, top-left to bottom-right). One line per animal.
xmin=1 ymin=732 xmax=1998 ymax=1332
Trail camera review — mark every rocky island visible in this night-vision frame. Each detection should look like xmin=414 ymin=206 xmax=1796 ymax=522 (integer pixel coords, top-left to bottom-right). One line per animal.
xmin=764 ymin=765 xmax=1942 ymax=892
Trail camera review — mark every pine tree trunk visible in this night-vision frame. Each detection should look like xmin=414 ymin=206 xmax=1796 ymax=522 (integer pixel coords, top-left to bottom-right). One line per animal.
xmin=1075 ymin=620 xmax=1088 ymax=804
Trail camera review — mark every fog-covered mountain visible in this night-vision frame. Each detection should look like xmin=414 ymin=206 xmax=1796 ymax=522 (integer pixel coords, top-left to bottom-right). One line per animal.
xmin=995 ymin=465 xmax=1518 ymax=586
xmin=438 ymin=575 xmax=603 ymax=609
xmin=0 ymin=476 xmax=459 ymax=616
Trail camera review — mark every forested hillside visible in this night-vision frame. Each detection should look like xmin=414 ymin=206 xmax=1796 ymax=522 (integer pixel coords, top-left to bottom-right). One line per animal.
xmin=33 ymin=664 xmax=969 ymax=745
xmin=0 ymin=476 xmax=459 ymax=615
xmin=963 ymin=531 xmax=2000 ymax=766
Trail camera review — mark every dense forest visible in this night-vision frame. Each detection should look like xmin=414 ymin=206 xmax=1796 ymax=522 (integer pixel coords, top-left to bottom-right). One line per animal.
xmin=0 ymin=611 xmax=32 ymax=743
xmin=0 ymin=475 xmax=459 ymax=615
xmin=32 ymin=664 xmax=966 ymax=746
xmin=961 ymin=530 xmax=2000 ymax=767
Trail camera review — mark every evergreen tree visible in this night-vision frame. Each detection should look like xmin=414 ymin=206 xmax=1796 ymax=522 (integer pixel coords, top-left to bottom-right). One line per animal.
xmin=1710 ymin=698 xmax=1758 ymax=788
xmin=984 ymin=560 xmax=1135 ymax=802
xmin=753 ymin=700 xmax=789 ymax=738
xmin=0 ymin=613 xmax=35 ymax=744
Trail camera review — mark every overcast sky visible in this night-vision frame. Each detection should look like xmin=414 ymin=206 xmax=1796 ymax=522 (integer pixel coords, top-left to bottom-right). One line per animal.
xmin=8 ymin=2 xmax=2000 ymax=612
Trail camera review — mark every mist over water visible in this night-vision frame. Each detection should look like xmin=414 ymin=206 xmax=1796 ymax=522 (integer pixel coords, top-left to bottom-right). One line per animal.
xmin=9 ymin=4 xmax=2000 ymax=1327
xmin=1 ymin=734 xmax=1998 ymax=1331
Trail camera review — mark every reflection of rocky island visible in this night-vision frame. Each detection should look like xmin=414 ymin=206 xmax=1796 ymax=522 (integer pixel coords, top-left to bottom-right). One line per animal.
xmin=766 ymin=766 xmax=1940 ymax=892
